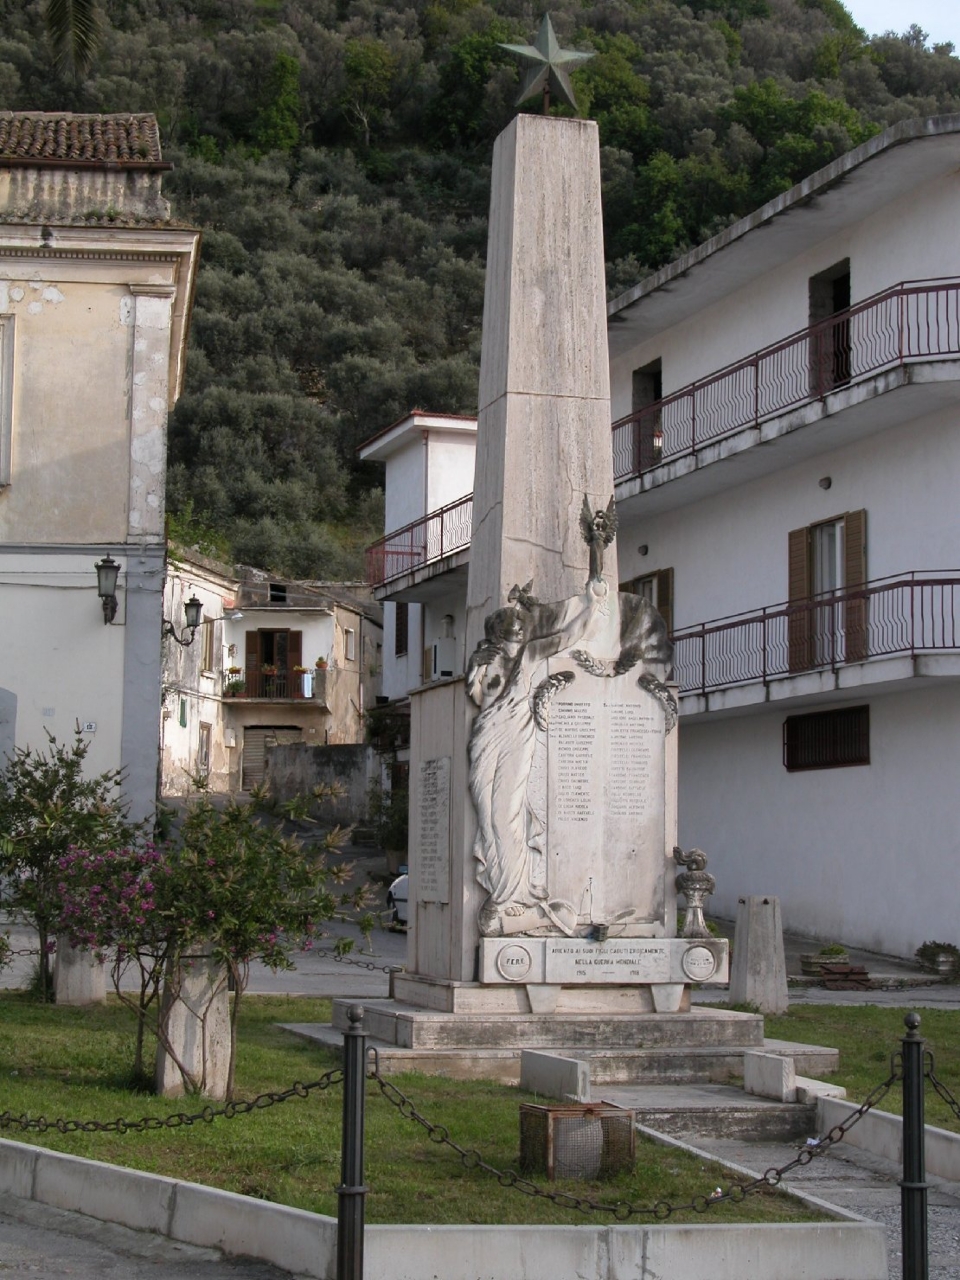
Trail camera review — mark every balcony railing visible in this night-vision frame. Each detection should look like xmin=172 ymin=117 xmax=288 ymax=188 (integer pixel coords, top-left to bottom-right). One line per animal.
xmin=612 ymin=278 xmax=960 ymax=482
xmin=672 ymin=572 xmax=960 ymax=697
xmin=365 ymin=280 xmax=960 ymax=588
xmin=365 ymin=492 xmax=474 ymax=587
xmin=222 ymin=667 xmax=310 ymax=700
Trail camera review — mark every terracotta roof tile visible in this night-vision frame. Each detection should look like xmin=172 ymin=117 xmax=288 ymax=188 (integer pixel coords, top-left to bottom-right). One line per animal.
xmin=0 ymin=112 xmax=163 ymax=165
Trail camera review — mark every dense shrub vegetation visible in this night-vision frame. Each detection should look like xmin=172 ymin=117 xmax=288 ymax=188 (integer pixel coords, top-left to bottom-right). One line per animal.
xmin=4 ymin=0 xmax=958 ymax=573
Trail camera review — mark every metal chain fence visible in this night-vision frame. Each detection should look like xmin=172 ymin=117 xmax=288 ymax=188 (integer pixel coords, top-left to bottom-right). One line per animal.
xmin=368 ymin=1050 xmax=900 ymax=1220
xmin=0 ymin=1068 xmax=344 ymax=1136
xmin=926 ymin=1056 xmax=960 ymax=1124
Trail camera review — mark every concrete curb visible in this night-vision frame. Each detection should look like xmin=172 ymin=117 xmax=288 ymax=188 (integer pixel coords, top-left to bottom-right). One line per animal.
xmin=0 ymin=1136 xmax=888 ymax=1279
xmin=818 ymin=1097 xmax=960 ymax=1181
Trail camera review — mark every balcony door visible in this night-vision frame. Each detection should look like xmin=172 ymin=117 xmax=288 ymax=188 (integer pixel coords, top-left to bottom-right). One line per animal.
xmin=631 ymin=358 xmax=663 ymax=471
xmin=789 ymin=510 xmax=867 ymax=672
xmin=809 ymin=261 xmax=852 ymax=395
xmin=244 ymin=628 xmax=302 ymax=698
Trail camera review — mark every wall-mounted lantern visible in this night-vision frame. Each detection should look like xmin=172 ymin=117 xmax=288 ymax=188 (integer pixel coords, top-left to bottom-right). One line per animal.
xmin=94 ymin=555 xmax=121 ymax=625
xmin=162 ymin=594 xmax=203 ymax=647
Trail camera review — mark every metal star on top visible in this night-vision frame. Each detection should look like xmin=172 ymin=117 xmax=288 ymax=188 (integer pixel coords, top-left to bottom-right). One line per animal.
xmin=499 ymin=14 xmax=595 ymax=113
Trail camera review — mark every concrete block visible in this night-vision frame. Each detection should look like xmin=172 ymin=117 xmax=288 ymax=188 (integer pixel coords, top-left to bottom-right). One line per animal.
xmin=615 ymin=1223 xmax=887 ymax=1280
xmin=743 ymin=1050 xmax=796 ymax=1102
xmin=170 ymin=1182 xmax=337 ymax=1278
xmin=728 ymin=896 xmax=789 ymax=1014
xmin=795 ymin=1076 xmax=846 ymax=1104
xmin=54 ymin=939 xmax=106 ymax=1005
xmin=155 ymin=948 xmax=230 ymax=1099
xmin=0 ymin=1139 xmax=38 ymax=1198
xmin=520 ymin=1050 xmax=590 ymax=1102
xmin=365 ymin=1224 xmax=604 ymax=1280
xmin=31 ymin=1147 xmax=176 ymax=1233
xmin=818 ymin=1097 xmax=960 ymax=1182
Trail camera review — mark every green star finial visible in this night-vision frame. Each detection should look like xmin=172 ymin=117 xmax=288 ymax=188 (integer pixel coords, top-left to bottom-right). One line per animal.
xmin=499 ymin=14 xmax=595 ymax=114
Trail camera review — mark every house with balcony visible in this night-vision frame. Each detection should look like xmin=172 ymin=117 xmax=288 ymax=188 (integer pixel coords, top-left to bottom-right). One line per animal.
xmin=361 ymin=113 xmax=960 ymax=959
xmin=160 ymin=550 xmax=383 ymax=794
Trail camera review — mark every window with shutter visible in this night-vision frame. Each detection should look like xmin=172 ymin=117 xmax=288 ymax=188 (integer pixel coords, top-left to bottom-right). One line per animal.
xmin=395 ymin=602 xmax=409 ymax=657
xmin=621 ymin=568 xmax=674 ymax=635
xmin=788 ymin=511 xmax=867 ymax=672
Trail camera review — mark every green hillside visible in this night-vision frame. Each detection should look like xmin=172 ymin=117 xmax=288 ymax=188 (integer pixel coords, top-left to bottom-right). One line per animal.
xmin=3 ymin=0 xmax=959 ymax=575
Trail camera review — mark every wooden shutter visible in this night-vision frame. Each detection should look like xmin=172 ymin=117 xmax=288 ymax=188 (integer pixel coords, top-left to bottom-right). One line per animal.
xmin=288 ymin=630 xmax=302 ymax=667
xmin=843 ymin=509 xmax=868 ymax=663
xmin=788 ymin=526 xmax=813 ymax=672
xmin=655 ymin=568 xmax=674 ymax=636
xmin=244 ymin=630 xmax=259 ymax=696
xmin=395 ymin=602 xmax=408 ymax=657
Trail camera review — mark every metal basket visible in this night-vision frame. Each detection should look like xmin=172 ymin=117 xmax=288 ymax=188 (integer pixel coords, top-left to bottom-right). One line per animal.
xmin=519 ymin=1103 xmax=636 ymax=1181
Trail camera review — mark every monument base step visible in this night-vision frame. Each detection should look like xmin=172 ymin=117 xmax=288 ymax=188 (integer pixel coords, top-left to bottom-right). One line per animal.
xmin=602 ymin=1081 xmax=820 ymax=1143
xmin=332 ymin=996 xmax=765 ymax=1052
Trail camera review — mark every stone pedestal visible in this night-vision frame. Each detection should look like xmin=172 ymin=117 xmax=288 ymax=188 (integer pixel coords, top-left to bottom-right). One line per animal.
xmin=729 ymin=896 xmax=789 ymax=1015
xmin=54 ymin=937 xmax=106 ymax=1005
xmin=154 ymin=948 xmax=231 ymax=1099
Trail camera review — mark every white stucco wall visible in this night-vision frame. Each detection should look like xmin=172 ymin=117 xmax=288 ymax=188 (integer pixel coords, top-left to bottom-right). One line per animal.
xmin=609 ymin=169 xmax=960 ymax=419
xmin=678 ymin=681 xmax=960 ymax=958
xmin=615 ymin=400 xmax=960 ymax=630
xmin=383 ymin=437 xmax=426 ymax=533
xmin=0 ymin=550 xmax=126 ymax=775
xmin=424 ymin=431 xmax=477 ymax=511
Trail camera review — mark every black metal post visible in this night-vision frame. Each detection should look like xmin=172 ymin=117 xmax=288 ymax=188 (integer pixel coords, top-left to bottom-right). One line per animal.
xmin=337 ymin=1004 xmax=367 ymax=1280
xmin=901 ymin=1011 xmax=928 ymax=1280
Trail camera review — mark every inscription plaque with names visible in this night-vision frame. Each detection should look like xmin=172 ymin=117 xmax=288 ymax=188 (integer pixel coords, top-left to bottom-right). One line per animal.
xmin=417 ymin=756 xmax=450 ymax=903
xmin=543 ymin=664 xmax=665 ymax=932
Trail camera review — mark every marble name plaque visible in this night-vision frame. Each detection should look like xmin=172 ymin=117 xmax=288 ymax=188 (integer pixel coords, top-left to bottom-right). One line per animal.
xmin=417 ymin=756 xmax=450 ymax=903
xmin=540 ymin=663 xmax=666 ymax=929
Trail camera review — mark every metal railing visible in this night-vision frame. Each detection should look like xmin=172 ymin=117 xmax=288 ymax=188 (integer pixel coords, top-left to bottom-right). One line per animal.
xmin=364 ymin=280 xmax=960 ymax=587
xmin=365 ymin=492 xmax=474 ymax=587
xmin=236 ymin=666 xmax=308 ymax=699
xmin=672 ymin=572 xmax=960 ymax=697
xmin=612 ymin=278 xmax=960 ymax=482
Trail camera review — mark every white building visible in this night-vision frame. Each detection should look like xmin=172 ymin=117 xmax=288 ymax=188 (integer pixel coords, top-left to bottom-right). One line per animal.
xmin=361 ymin=114 xmax=960 ymax=959
xmin=0 ymin=113 xmax=199 ymax=821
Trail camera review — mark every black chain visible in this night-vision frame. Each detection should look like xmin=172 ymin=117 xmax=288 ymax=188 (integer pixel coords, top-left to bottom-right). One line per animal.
xmin=368 ymin=1054 xmax=899 ymax=1220
xmin=925 ymin=1052 xmax=960 ymax=1124
xmin=4 ymin=947 xmax=48 ymax=958
xmin=311 ymin=946 xmax=400 ymax=975
xmin=0 ymin=1068 xmax=344 ymax=1136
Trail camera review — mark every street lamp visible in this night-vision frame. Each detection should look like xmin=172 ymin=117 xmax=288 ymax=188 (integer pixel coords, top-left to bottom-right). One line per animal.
xmin=162 ymin=594 xmax=203 ymax=647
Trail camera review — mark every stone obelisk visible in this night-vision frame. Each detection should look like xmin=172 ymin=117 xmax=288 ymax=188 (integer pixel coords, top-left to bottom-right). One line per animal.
xmin=465 ymin=113 xmax=616 ymax=648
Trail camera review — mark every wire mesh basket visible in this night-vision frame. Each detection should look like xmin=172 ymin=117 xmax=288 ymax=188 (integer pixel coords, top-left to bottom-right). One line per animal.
xmin=519 ymin=1103 xmax=636 ymax=1181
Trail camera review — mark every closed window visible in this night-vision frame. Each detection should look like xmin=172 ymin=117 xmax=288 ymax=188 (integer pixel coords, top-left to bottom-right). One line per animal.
xmin=200 ymin=614 xmax=216 ymax=673
xmin=344 ymin=627 xmax=356 ymax=662
xmin=783 ymin=705 xmax=869 ymax=771
xmin=394 ymin=602 xmax=409 ymax=657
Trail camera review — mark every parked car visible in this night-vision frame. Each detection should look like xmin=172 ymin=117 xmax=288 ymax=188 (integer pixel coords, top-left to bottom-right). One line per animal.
xmin=386 ymin=868 xmax=408 ymax=927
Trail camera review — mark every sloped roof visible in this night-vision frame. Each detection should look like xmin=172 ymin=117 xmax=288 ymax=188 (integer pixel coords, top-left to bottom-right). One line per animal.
xmin=0 ymin=112 xmax=166 ymax=167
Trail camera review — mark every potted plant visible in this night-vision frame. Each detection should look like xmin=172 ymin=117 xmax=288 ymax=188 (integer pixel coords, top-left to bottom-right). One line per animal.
xmin=800 ymin=943 xmax=850 ymax=975
xmin=224 ymin=678 xmax=245 ymax=698
xmin=915 ymin=941 xmax=960 ymax=978
xmin=315 ymin=656 xmax=328 ymax=670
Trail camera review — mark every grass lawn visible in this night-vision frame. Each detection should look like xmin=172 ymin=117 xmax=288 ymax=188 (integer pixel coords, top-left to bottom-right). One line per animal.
xmin=761 ymin=1002 xmax=960 ymax=1132
xmin=0 ymin=992 xmax=824 ymax=1226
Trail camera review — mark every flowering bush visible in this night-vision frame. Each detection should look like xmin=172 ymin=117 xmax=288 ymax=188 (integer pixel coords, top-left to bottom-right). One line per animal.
xmin=58 ymin=788 xmax=373 ymax=1097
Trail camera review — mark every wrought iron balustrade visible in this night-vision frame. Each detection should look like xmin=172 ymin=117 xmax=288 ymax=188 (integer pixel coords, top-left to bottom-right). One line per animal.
xmin=612 ymin=278 xmax=960 ymax=482
xmin=671 ymin=572 xmax=960 ymax=697
xmin=364 ymin=281 xmax=960 ymax=588
xmin=365 ymin=492 xmax=474 ymax=587
xmin=233 ymin=666 xmax=307 ymax=699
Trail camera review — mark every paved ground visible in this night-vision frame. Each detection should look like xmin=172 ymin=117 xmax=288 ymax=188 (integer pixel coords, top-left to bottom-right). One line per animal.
xmin=3 ymin=863 xmax=960 ymax=1277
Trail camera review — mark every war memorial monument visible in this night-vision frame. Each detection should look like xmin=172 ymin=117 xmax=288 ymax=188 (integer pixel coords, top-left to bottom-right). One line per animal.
xmin=334 ymin=33 xmax=768 ymax=1080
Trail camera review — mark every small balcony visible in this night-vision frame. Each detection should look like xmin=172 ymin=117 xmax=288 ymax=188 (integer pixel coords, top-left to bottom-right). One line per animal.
xmin=673 ymin=572 xmax=960 ymax=712
xmin=365 ymin=492 xmax=473 ymax=595
xmin=222 ymin=666 xmax=320 ymax=702
xmin=612 ymin=278 xmax=960 ymax=487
